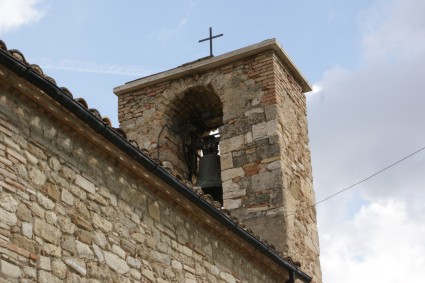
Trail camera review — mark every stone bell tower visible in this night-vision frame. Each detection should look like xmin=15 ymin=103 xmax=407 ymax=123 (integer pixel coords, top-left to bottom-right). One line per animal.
xmin=114 ymin=39 xmax=322 ymax=282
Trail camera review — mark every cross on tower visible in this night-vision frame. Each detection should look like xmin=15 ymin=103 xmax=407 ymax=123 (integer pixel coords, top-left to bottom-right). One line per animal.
xmin=198 ymin=27 xmax=223 ymax=57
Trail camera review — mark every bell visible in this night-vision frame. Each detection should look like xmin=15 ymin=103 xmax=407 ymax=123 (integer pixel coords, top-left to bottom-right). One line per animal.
xmin=196 ymin=153 xmax=223 ymax=205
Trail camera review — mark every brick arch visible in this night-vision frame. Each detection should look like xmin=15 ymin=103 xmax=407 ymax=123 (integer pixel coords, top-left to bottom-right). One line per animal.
xmin=167 ymin=85 xmax=223 ymax=134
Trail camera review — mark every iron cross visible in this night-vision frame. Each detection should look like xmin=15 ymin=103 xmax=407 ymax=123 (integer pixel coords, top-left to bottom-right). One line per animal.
xmin=198 ymin=27 xmax=223 ymax=57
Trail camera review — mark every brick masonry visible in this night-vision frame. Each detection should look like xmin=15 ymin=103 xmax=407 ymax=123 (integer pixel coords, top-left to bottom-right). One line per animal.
xmin=0 ymin=73 xmax=287 ymax=282
xmin=117 ymin=44 xmax=322 ymax=282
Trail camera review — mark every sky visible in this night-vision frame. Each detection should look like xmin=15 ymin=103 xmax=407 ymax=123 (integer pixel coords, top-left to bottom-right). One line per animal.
xmin=1 ymin=0 xmax=424 ymax=282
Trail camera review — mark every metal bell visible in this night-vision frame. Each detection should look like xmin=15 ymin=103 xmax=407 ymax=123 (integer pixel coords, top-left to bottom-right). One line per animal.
xmin=195 ymin=136 xmax=223 ymax=205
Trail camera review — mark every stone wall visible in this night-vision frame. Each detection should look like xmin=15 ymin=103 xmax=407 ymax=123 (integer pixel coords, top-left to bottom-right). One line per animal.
xmin=0 ymin=80 xmax=286 ymax=282
xmin=117 ymin=48 xmax=321 ymax=282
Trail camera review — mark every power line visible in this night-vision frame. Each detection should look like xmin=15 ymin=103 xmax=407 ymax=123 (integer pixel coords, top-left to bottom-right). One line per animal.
xmin=286 ymin=145 xmax=425 ymax=218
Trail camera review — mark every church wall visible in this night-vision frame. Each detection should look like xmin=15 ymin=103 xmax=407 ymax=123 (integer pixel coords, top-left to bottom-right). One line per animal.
xmin=0 ymin=84 xmax=285 ymax=282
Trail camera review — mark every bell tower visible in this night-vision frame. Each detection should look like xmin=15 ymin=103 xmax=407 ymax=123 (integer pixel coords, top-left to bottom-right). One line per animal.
xmin=114 ymin=39 xmax=322 ymax=282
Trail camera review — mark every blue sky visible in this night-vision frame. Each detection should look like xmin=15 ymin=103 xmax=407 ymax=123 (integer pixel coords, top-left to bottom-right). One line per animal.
xmin=1 ymin=1 xmax=425 ymax=282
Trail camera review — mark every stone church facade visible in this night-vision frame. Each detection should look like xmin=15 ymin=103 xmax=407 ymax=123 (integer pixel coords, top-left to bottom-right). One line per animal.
xmin=0 ymin=38 xmax=321 ymax=282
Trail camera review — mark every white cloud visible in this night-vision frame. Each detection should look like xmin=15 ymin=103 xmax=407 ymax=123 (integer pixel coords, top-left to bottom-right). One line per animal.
xmin=308 ymin=0 xmax=425 ymax=282
xmin=360 ymin=0 xmax=425 ymax=60
xmin=38 ymin=58 xmax=152 ymax=77
xmin=321 ymin=200 xmax=425 ymax=283
xmin=0 ymin=0 xmax=46 ymax=34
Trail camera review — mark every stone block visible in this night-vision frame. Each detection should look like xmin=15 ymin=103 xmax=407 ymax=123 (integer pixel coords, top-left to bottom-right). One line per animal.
xmin=148 ymin=201 xmax=160 ymax=222
xmin=221 ymin=167 xmax=244 ymax=181
xmin=75 ymin=175 xmax=96 ymax=194
xmin=61 ymin=189 xmax=74 ymax=206
xmin=51 ymin=259 xmax=67 ymax=279
xmin=0 ymin=206 xmax=17 ymax=226
xmin=16 ymin=203 xmax=31 ymax=222
xmin=65 ymin=258 xmax=87 ymax=276
xmin=42 ymin=243 xmax=61 ymax=257
xmin=42 ymin=183 xmax=60 ymax=201
xmin=220 ymin=135 xmax=245 ymax=154
xmin=104 ymin=251 xmax=130 ymax=274
xmin=223 ymin=198 xmax=242 ymax=210
xmin=91 ymin=212 xmax=112 ymax=232
xmin=22 ymin=222 xmax=33 ymax=239
xmin=37 ymin=192 xmax=55 ymax=210
xmin=34 ymin=218 xmax=61 ymax=245
xmin=92 ymin=243 xmax=104 ymax=263
xmin=38 ymin=270 xmax=62 ymax=283
xmin=220 ymin=152 xmax=233 ymax=170
xmin=1 ymin=260 xmax=21 ymax=278
xmin=28 ymin=167 xmax=46 ymax=186
xmin=222 ymin=180 xmax=246 ymax=199
xmin=0 ymin=193 xmax=19 ymax=212
xmin=112 ymin=244 xmax=126 ymax=259
xmin=11 ymin=233 xmax=40 ymax=254
xmin=251 ymin=171 xmax=282 ymax=192
xmin=39 ymin=256 xmax=51 ymax=271
xmin=76 ymin=240 xmax=94 ymax=259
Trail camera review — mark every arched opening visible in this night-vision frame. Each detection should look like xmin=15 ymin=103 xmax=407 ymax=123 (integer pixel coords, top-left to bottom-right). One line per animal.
xmin=169 ymin=85 xmax=223 ymax=204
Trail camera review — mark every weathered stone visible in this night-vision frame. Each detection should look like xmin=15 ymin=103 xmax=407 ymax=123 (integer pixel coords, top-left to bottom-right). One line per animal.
xmin=16 ymin=203 xmax=32 ymax=222
xmin=31 ymin=203 xmax=45 ymax=218
xmin=61 ymin=189 xmax=74 ymax=205
xmin=65 ymin=258 xmax=87 ymax=276
xmin=86 ymin=261 xmax=110 ymax=280
xmin=223 ymin=198 xmax=242 ymax=209
xmin=171 ymin=260 xmax=183 ymax=270
xmin=127 ymin=256 xmax=141 ymax=269
xmin=39 ymin=270 xmax=62 ymax=283
xmin=23 ymin=266 xmax=37 ymax=279
xmin=58 ymin=216 xmax=76 ymax=234
xmin=22 ymin=222 xmax=33 ymax=238
xmin=148 ymin=201 xmax=160 ymax=222
xmin=37 ymin=192 xmax=55 ymax=209
xmin=112 ymin=244 xmax=126 ymax=259
xmin=92 ymin=244 xmax=104 ymax=263
xmin=120 ymin=238 xmax=136 ymax=256
xmin=42 ymin=183 xmax=60 ymax=201
xmin=222 ymin=180 xmax=246 ymax=199
xmin=39 ymin=256 xmax=51 ymax=271
xmin=93 ymin=231 xmax=108 ymax=248
xmin=1 ymin=260 xmax=22 ymax=278
xmin=220 ymin=271 xmax=236 ymax=283
xmin=51 ymin=259 xmax=67 ymax=279
xmin=24 ymin=151 xmax=38 ymax=165
xmin=34 ymin=218 xmax=61 ymax=244
xmin=220 ymin=135 xmax=245 ymax=154
xmin=142 ymin=269 xmax=155 ymax=281
xmin=0 ymin=206 xmax=17 ymax=226
xmin=0 ymin=193 xmax=19 ymax=212
xmin=91 ymin=212 xmax=112 ymax=232
xmin=42 ymin=243 xmax=62 ymax=257
xmin=76 ymin=240 xmax=94 ymax=259
xmin=104 ymin=251 xmax=130 ymax=274
xmin=11 ymin=233 xmax=40 ymax=254
xmin=76 ymin=229 xmax=92 ymax=244
xmin=61 ymin=235 xmax=76 ymax=254
xmin=221 ymin=167 xmax=245 ymax=181
xmin=28 ymin=167 xmax=46 ymax=186
xmin=71 ymin=213 xmax=93 ymax=231
xmin=46 ymin=211 xmax=58 ymax=224
xmin=130 ymin=269 xmax=142 ymax=280
xmin=130 ymin=233 xmax=144 ymax=244
xmin=48 ymin=156 xmax=61 ymax=171
xmin=75 ymin=175 xmax=95 ymax=194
